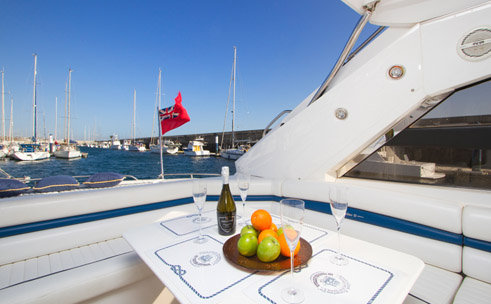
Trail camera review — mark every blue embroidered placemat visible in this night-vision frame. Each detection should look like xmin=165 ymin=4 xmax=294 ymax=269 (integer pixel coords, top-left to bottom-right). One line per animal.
xmin=154 ymin=234 xmax=256 ymax=303
xmin=245 ymin=248 xmax=393 ymax=304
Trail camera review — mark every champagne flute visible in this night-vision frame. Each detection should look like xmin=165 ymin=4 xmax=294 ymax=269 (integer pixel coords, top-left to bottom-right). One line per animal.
xmin=192 ymin=179 xmax=207 ymax=244
xmin=237 ymin=172 xmax=250 ymax=227
xmin=329 ymin=186 xmax=349 ymax=265
xmin=280 ymin=199 xmax=305 ymax=304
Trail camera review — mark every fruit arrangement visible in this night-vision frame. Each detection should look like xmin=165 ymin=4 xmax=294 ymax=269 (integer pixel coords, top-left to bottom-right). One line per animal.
xmin=237 ymin=209 xmax=301 ymax=262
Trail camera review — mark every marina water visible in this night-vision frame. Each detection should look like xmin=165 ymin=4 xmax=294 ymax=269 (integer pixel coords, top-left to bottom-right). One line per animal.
xmin=1 ymin=147 xmax=237 ymax=181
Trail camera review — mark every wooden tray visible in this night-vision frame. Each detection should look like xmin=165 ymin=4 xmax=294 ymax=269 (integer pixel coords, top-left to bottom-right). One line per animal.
xmin=222 ymin=234 xmax=312 ymax=271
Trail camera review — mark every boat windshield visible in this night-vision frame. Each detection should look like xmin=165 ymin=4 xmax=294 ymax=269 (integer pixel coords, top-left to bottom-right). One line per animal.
xmin=345 ymin=79 xmax=491 ymax=190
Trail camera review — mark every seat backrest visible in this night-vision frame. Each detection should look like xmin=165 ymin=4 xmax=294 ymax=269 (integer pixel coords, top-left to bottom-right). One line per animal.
xmin=462 ymin=205 xmax=491 ymax=284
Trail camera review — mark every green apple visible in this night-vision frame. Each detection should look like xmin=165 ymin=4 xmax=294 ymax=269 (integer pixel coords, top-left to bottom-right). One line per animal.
xmin=257 ymin=236 xmax=281 ymax=262
xmin=240 ymin=225 xmax=258 ymax=238
xmin=277 ymin=225 xmax=293 ymax=237
xmin=276 ymin=227 xmax=284 ymax=237
xmin=237 ymin=234 xmax=258 ymax=257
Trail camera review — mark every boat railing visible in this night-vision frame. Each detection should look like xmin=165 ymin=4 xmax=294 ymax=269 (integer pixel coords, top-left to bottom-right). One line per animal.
xmin=7 ymin=172 xmax=221 ymax=186
xmin=307 ymin=1 xmax=378 ymax=106
xmin=0 ymin=167 xmax=13 ymax=179
xmin=262 ymin=109 xmax=292 ymax=137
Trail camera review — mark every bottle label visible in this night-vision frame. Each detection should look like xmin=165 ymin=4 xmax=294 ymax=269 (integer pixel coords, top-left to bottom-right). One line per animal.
xmin=218 ymin=213 xmax=235 ymax=235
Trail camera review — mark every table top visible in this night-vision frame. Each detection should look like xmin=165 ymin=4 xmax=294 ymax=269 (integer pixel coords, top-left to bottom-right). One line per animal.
xmin=123 ymin=202 xmax=424 ymax=304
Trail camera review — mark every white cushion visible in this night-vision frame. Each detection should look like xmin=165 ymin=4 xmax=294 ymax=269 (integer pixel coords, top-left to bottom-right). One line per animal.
xmin=453 ymin=277 xmax=491 ymax=304
xmin=282 ymin=179 xmax=464 ymax=234
xmin=403 ymin=264 xmax=462 ymax=304
xmin=463 ymin=247 xmax=491 ymax=284
xmin=463 ymin=205 xmax=491 ymax=242
xmin=304 ymin=209 xmax=463 ymax=272
xmin=0 ymin=251 xmax=160 ymax=304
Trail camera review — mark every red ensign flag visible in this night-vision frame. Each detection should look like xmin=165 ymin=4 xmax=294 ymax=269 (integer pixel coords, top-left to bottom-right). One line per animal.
xmin=159 ymin=92 xmax=191 ymax=134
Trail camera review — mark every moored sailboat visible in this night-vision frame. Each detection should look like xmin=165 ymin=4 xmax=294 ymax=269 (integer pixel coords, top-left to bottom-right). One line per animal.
xmin=219 ymin=47 xmax=248 ymax=160
xmin=128 ymin=90 xmax=146 ymax=152
xmin=54 ymin=68 xmax=81 ymax=159
xmin=12 ymin=54 xmax=50 ymax=161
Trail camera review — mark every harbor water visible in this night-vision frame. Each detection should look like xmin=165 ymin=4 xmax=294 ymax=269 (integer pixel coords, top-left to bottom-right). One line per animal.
xmin=1 ymin=147 xmax=237 ymax=182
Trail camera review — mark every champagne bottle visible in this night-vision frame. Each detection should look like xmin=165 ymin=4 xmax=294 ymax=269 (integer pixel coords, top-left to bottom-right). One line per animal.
xmin=217 ymin=166 xmax=236 ymax=235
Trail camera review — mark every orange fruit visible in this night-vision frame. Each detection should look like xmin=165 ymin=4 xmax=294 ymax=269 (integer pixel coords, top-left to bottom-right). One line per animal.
xmin=251 ymin=209 xmax=272 ymax=231
xmin=278 ymin=229 xmax=301 ymax=257
xmin=270 ymin=222 xmax=278 ymax=232
xmin=258 ymin=229 xmax=278 ymax=243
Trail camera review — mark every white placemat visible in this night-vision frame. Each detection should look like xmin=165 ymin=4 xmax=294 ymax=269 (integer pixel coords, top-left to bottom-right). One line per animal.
xmin=269 ymin=215 xmax=328 ymax=244
xmin=245 ymin=248 xmax=394 ymax=304
xmin=160 ymin=210 xmax=218 ymax=236
xmin=153 ymin=234 xmax=256 ymax=303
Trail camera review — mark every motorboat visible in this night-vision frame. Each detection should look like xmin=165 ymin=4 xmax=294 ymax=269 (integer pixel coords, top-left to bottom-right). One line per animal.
xmin=110 ymin=135 xmax=122 ymax=150
xmin=183 ymin=137 xmax=210 ymax=156
xmin=122 ymin=139 xmax=130 ymax=151
xmin=128 ymin=141 xmax=147 ymax=152
xmin=150 ymin=140 xmax=181 ymax=154
xmin=220 ymin=144 xmax=248 ymax=160
xmin=53 ymin=144 xmax=81 ymax=159
xmin=11 ymin=143 xmax=50 ymax=161
xmin=1 ymin=1 xmax=490 ymax=303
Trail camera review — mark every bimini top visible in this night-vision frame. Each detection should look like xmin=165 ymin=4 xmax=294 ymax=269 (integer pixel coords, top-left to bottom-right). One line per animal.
xmin=342 ymin=0 xmax=490 ymax=26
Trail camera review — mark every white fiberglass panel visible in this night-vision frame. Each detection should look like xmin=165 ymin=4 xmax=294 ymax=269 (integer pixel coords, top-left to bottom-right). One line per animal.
xmin=421 ymin=2 xmax=491 ymax=95
xmin=342 ymin=0 xmax=489 ymax=27
xmin=237 ymin=25 xmax=426 ymax=181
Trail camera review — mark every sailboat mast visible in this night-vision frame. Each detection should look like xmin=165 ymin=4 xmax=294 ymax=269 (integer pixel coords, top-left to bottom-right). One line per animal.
xmin=1 ymin=68 xmax=4 ymax=142
xmin=67 ymin=69 xmax=72 ymax=145
xmin=232 ymin=46 xmax=236 ymax=147
xmin=32 ymin=54 xmax=37 ymax=141
xmin=9 ymin=97 xmax=13 ymax=144
xmin=133 ymin=89 xmax=136 ymax=141
xmin=157 ymin=70 xmax=164 ymax=179
xmin=64 ymin=81 xmax=67 ymax=142
xmin=55 ymin=97 xmax=57 ymax=141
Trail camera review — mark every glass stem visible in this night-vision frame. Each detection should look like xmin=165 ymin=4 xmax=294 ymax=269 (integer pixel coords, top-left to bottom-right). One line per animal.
xmin=242 ymin=201 xmax=245 ymax=224
xmin=290 ymin=250 xmax=294 ymax=279
xmin=336 ymin=225 xmax=341 ymax=259
xmin=198 ymin=211 xmax=202 ymax=239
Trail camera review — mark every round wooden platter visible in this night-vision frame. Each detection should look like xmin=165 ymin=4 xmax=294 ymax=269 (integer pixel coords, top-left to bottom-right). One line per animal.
xmin=222 ymin=234 xmax=312 ymax=271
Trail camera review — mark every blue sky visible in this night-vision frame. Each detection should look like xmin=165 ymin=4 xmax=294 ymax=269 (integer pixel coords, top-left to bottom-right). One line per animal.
xmin=1 ymin=0 xmax=379 ymax=141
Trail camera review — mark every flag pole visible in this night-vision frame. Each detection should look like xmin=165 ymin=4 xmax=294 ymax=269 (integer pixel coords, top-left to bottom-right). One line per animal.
xmin=158 ymin=106 xmax=164 ymax=179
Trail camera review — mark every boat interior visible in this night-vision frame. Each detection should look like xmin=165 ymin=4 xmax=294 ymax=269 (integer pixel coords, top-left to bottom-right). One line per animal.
xmin=1 ymin=0 xmax=490 ymax=303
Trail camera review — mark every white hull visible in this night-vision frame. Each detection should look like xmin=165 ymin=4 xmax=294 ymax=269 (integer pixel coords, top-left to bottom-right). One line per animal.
xmin=219 ymin=148 xmax=244 ymax=160
xmin=128 ymin=145 xmax=146 ymax=152
xmin=183 ymin=149 xmax=210 ymax=156
xmin=183 ymin=138 xmax=210 ymax=156
xmin=12 ymin=151 xmax=50 ymax=161
xmin=163 ymin=146 xmax=179 ymax=154
xmin=150 ymin=142 xmax=181 ymax=154
xmin=54 ymin=149 xmax=81 ymax=159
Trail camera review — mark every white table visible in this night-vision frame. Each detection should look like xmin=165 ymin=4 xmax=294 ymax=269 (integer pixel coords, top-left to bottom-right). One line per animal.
xmin=123 ymin=202 xmax=424 ymax=304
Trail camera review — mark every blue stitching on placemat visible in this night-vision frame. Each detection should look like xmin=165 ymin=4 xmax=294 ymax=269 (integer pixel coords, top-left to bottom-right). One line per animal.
xmin=154 ymin=234 xmax=258 ymax=300
xmin=257 ymin=249 xmax=394 ymax=304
